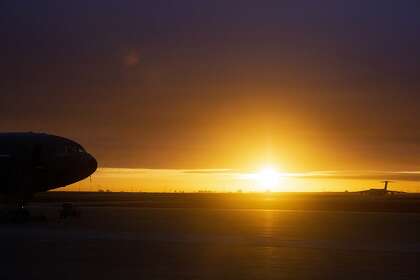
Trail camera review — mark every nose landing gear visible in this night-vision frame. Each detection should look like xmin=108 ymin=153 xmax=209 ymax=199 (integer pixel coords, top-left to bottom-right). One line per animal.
xmin=0 ymin=201 xmax=42 ymax=223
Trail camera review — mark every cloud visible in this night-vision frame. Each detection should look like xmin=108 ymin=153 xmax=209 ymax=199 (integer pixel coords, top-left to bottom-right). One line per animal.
xmin=183 ymin=169 xmax=420 ymax=182
xmin=182 ymin=169 xmax=234 ymax=174
xmin=294 ymin=171 xmax=420 ymax=182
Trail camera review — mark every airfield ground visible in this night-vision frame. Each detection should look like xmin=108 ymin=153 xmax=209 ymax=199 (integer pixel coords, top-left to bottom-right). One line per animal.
xmin=1 ymin=192 xmax=420 ymax=280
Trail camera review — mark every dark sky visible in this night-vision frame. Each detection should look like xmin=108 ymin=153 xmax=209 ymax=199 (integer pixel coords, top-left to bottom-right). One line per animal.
xmin=1 ymin=1 xmax=419 ymax=171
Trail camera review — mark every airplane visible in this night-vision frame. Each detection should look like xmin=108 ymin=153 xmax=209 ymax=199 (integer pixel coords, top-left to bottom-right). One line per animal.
xmin=357 ymin=180 xmax=405 ymax=196
xmin=0 ymin=132 xmax=97 ymax=216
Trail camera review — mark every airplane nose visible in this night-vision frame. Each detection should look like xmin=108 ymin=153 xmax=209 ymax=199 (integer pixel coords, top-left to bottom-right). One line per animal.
xmin=87 ymin=154 xmax=98 ymax=175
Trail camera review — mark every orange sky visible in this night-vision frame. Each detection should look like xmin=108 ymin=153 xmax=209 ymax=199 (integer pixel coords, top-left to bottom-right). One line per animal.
xmin=2 ymin=2 xmax=420 ymax=192
xmin=62 ymin=168 xmax=420 ymax=193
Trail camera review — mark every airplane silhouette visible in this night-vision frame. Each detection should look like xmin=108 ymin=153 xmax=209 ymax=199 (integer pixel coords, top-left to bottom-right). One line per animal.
xmin=0 ymin=132 xmax=97 ymax=218
xmin=357 ymin=180 xmax=405 ymax=195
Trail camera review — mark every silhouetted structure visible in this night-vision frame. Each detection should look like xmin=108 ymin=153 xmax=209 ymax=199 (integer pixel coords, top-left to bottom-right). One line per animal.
xmin=358 ymin=181 xmax=405 ymax=195
xmin=0 ymin=132 xmax=97 ymax=218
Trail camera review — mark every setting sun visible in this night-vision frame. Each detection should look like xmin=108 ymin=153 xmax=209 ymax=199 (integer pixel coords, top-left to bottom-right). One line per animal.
xmin=256 ymin=166 xmax=281 ymax=191
xmin=234 ymin=166 xmax=285 ymax=192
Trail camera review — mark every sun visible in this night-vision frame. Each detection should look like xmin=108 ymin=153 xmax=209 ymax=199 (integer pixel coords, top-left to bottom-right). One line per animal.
xmin=255 ymin=166 xmax=281 ymax=191
xmin=238 ymin=165 xmax=285 ymax=192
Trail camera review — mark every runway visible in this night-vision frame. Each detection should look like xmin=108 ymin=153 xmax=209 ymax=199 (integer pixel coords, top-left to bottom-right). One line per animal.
xmin=1 ymin=196 xmax=420 ymax=279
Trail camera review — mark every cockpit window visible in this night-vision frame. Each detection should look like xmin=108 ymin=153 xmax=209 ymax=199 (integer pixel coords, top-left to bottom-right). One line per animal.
xmin=77 ymin=146 xmax=85 ymax=153
xmin=63 ymin=145 xmax=85 ymax=154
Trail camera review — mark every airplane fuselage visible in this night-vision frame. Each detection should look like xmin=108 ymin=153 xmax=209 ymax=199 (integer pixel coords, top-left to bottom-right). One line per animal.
xmin=0 ymin=132 xmax=97 ymax=198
